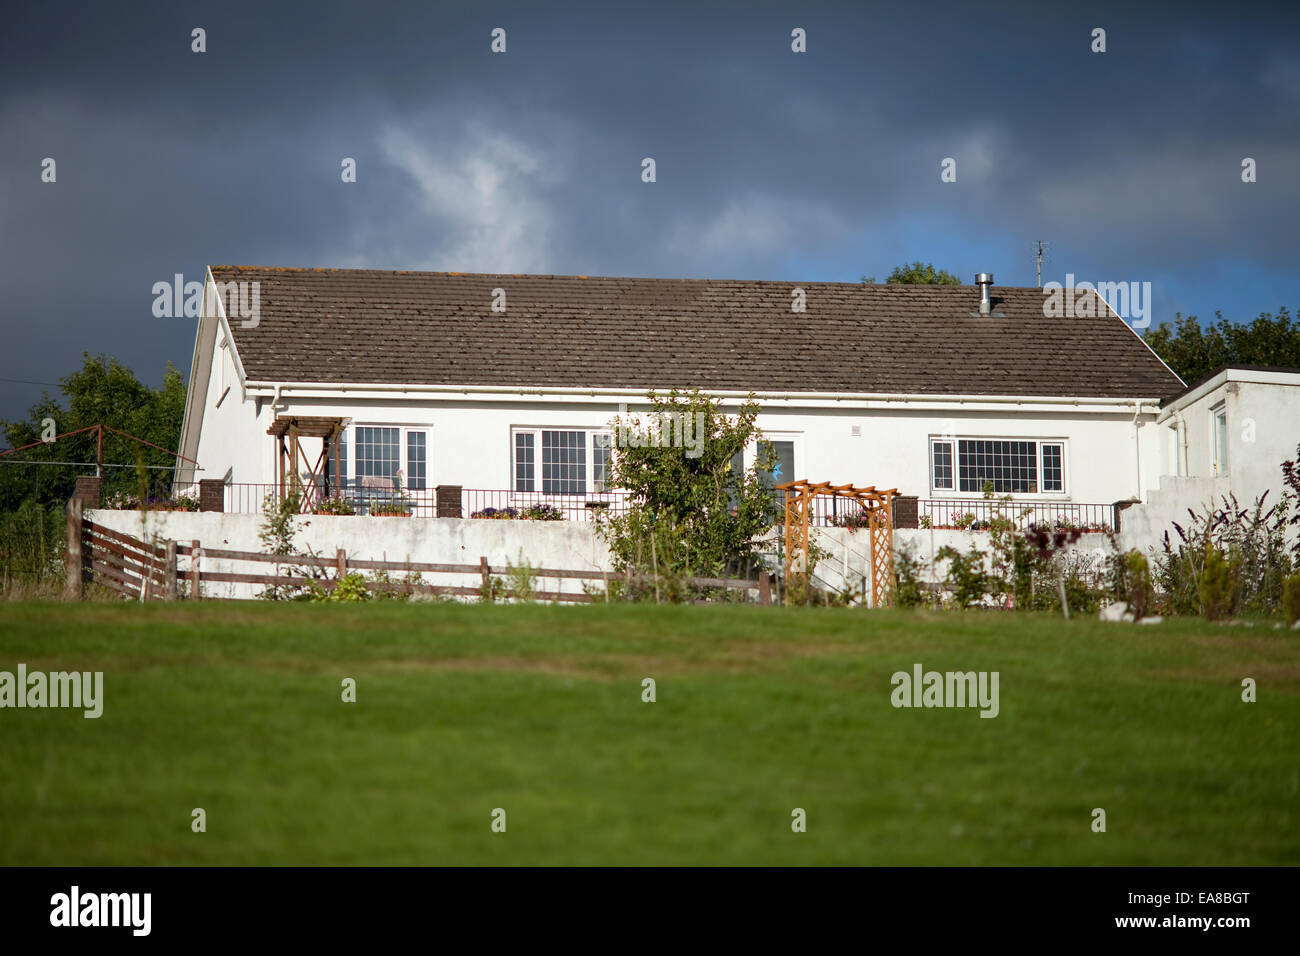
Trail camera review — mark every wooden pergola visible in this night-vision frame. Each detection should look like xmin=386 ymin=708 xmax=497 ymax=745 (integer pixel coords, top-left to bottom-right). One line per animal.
xmin=774 ymin=479 xmax=899 ymax=607
xmin=268 ymin=416 xmax=348 ymax=510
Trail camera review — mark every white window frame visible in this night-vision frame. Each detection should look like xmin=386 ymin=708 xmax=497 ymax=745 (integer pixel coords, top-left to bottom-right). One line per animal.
xmin=510 ymin=427 xmax=614 ymax=496
xmin=341 ymin=423 xmax=431 ymax=491
xmin=928 ymin=435 xmax=1069 ymax=498
xmin=1211 ymin=403 xmax=1228 ymax=476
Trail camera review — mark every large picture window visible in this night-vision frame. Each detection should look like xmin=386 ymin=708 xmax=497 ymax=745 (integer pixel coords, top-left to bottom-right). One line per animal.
xmin=930 ymin=437 xmax=1066 ymax=495
xmin=512 ymin=428 xmax=613 ymax=495
xmin=343 ymin=425 xmax=429 ymax=490
xmin=542 ymin=430 xmax=586 ymax=494
xmin=355 ymin=426 xmax=401 ymax=482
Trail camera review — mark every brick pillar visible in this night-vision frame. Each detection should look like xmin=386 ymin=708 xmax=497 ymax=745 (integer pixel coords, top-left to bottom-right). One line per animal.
xmin=199 ymin=479 xmax=226 ymax=512
xmin=72 ymin=476 xmax=101 ymax=508
xmin=435 ymin=485 xmax=463 ymax=518
xmin=891 ymin=495 xmax=919 ymax=529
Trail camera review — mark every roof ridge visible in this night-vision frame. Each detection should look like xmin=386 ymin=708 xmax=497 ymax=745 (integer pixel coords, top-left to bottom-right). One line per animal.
xmin=210 ymin=265 xmax=1056 ymax=291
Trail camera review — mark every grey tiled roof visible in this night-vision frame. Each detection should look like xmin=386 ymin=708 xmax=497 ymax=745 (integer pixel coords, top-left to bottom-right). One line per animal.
xmin=213 ymin=266 xmax=1184 ymax=399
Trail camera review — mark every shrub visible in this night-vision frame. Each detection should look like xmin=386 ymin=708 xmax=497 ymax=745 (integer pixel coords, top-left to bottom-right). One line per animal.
xmin=598 ymin=389 xmax=780 ymax=598
xmin=1157 ymin=493 xmax=1292 ymax=617
xmin=470 ymin=504 xmax=564 ymax=521
xmin=365 ymin=566 xmax=422 ymax=601
xmin=935 ymin=544 xmax=990 ymax=608
xmin=103 ymin=490 xmax=141 ymax=510
xmin=1197 ymin=544 xmax=1242 ymax=621
xmin=471 ymin=506 xmax=519 ymax=520
xmin=832 ymin=511 xmax=872 ymax=531
xmin=316 ymin=572 xmax=371 ymax=602
xmin=104 ymin=491 xmax=199 ymax=512
xmin=1114 ymin=550 xmax=1153 ymax=619
xmin=505 ymin=554 xmax=538 ymax=602
xmin=0 ymin=501 xmax=64 ymax=591
xmin=893 ymin=542 xmax=931 ymax=609
xmin=257 ymin=490 xmax=323 ymax=601
xmin=522 ymin=504 xmax=563 ymax=521
xmin=1281 ymin=571 xmax=1300 ymax=626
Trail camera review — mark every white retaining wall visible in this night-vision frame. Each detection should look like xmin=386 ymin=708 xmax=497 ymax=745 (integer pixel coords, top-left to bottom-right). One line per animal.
xmin=811 ymin=527 xmax=1115 ymax=600
xmin=86 ymin=510 xmax=613 ymax=601
xmin=88 ymin=509 xmax=1132 ymax=604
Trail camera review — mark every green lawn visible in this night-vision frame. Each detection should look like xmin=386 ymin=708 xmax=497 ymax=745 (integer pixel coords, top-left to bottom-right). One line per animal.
xmin=0 ymin=601 xmax=1296 ymax=865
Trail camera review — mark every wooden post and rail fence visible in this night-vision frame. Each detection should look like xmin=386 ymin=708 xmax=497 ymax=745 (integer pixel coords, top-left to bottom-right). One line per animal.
xmin=63 ymin=499 xmax=773 ymax=605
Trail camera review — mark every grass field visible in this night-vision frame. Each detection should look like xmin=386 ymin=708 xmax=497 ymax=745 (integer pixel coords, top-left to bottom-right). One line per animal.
xmin=1 ymin=601 xmax=1297 ymax=866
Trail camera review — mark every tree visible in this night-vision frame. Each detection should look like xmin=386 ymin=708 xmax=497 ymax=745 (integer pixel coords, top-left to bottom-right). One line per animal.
xmin=1143 ymin=308 xmax=1300 ymax=386
xmin=0 ymin=354 xmax=187 ymax=510
xmin=861 ymin=262 xmax=962 ymax=285
xmin=597 ymin=389 xmax=779 ymax=597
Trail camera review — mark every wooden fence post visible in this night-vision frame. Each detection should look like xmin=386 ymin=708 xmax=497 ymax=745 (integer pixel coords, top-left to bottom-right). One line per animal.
xmin=164 ymin=540 xmax=178 ymax=601
xmin=336 ymin=548 xmax=347 ymax=578
xmin=64 ymin=498 xmax=83 ymax=601
xmin=189 ymin=540 xmax=200 ymax=600
xmin=480 ymin=556 xmax=491 ymax=599
xmin=758 ymin=571 xmax=771 ymax=606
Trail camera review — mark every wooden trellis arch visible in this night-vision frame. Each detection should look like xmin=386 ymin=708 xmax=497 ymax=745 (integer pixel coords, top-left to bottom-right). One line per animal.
xmin=269 ymin=416 xmax=348 ymax=510
xmin=774 ymin=479 xmax=899 ymax=607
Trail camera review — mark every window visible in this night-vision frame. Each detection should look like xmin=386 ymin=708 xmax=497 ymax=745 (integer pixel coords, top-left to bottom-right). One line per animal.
xmin=1041 ymin=443 xmax=1063 ymax=493
xmin=1212 ymin=404 xmax=1228 ymax=475
xmin=593 ymin=433 xmax=613 ymax=492
xmin=958 ymin=439 xmax=1037 ymax=493
xmin=512 ymin=429 xmax=613 ymax=494
xmin=930 ymin=437 xmax=1066 ymax=495
xmin=350 ymin=426 xmax=428 ymax=490
xmin=756 ymin=440 xmax=795 ymax=490
xmin=355 ymin=427 xmax=401 ymax=483
xmin=514 ymin=432 xmax=535 ymax=491
xmin=542 ymin=430 xmax=586 ymax=494
xmin=407 ymin=431 xmax=427 ymax=490
xmin=932 ymin=441 xmax=954 ymax=491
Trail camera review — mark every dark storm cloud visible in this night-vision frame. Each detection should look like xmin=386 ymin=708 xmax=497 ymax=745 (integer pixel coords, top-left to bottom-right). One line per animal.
xmin=2 ymin=0 xmax=1298 ymax=427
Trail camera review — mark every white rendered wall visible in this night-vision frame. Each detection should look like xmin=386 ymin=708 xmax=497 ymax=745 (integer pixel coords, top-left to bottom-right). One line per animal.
xmin=86 ymin=509 xmax=614 ymax=601
xmin=207 ymin=390 xmax=1162 ymax=507
xmin=1126 ymin=376 xmax=1300 ymax=551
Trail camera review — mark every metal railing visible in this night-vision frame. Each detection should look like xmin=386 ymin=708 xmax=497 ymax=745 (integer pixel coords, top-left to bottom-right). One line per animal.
xmin=147 ymin=484 xmax=1117 ymax=532
xmin=461 ymin=488 xmax=631 ymax=521
xmin=917 ymin=498 xmax=1114 ymax=531
xmin=174 ymin=483 xmax=634 ymax=521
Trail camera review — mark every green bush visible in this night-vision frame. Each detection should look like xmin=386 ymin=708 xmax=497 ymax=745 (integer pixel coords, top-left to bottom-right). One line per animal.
xmin=597 ymin=389 xmax=779 ymax=601
xmin=1157 ymin=493 xmax=1293 ymax=617
xmin=505 ymin=554 xmax=538 ymax=602
xmin=1119 ymin=550 xmax=1153 ymax=619
xmin=893 ymin=542 xmax=931 ymax=609
xmin=322 ymin=572 xmax=371 ymax=603
xmin=1197 ymin=545 xmax=1241 ymax=621
xmin=1283 ymin=571 xmax=1300 ymax=626
xmin=935 ymin=544 xmax=990 ymax=608
xmin=0 ymin=501 xmax=64 ymax=589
